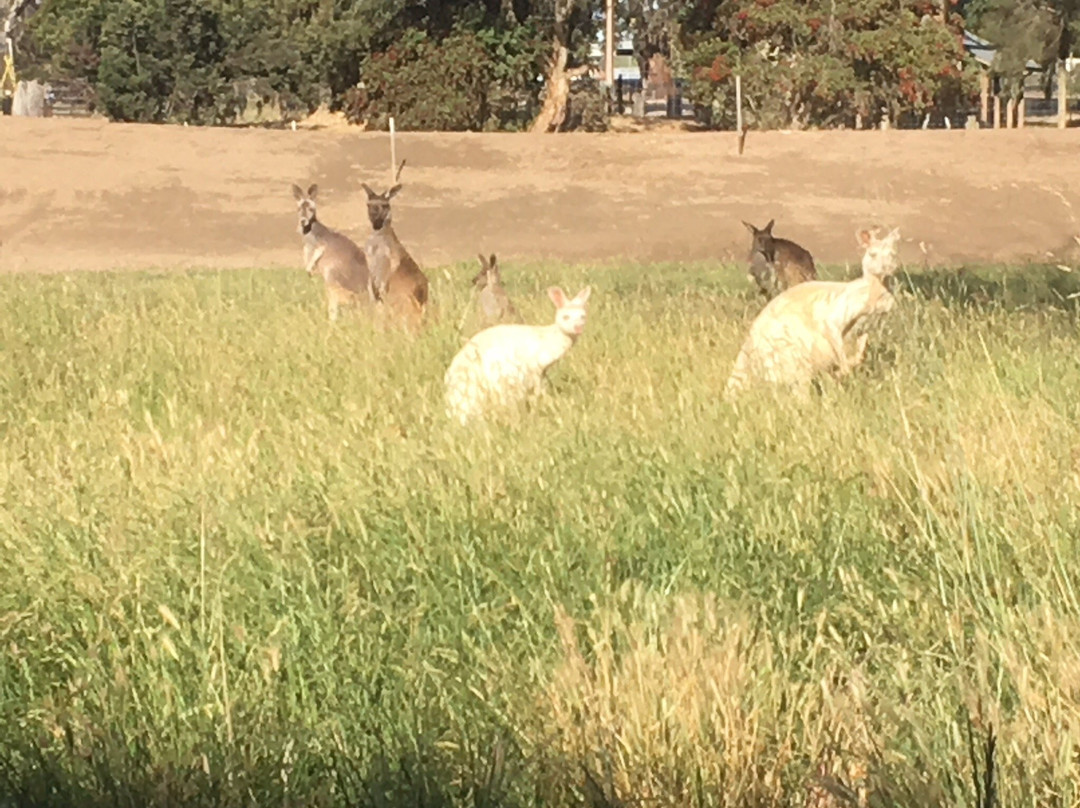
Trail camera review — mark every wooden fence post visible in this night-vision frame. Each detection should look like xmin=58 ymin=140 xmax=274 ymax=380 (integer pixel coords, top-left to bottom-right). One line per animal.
xmin=1059 ymin=60 xmax=1070 ymax=129
xmin=735 ymin=74 xmax=743 ymax=153
xmin=979 ymin=71 xmax=990 ymax=125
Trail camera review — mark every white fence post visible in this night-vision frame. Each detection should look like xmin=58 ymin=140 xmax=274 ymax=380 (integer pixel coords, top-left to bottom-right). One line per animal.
xmin=389 ymin=116 xmax=397 ymax=184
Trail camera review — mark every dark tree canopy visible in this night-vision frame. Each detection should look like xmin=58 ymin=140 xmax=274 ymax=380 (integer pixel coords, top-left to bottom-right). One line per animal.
xmin=19 ymin=0 xmax=1048 ymax=129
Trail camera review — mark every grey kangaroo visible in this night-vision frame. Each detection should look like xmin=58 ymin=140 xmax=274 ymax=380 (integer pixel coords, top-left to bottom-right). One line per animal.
xmin=471 ymin=253 xmax=520 ymax=327
xmin=291 ymin=183 xmax=373 ymax=321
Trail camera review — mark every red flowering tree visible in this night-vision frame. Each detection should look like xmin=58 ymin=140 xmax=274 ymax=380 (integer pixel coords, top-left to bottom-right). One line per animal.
xmin=683 ymin=0 xmax=976 ymax=129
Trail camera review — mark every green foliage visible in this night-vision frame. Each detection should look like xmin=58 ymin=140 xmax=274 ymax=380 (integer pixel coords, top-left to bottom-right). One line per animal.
xmin=28 ymin=0 xmax=245 ymax=123
xmin=19 ymin=0 xmax=108 ymax=82
xmin=351 ymin=28 xmax=487 ymax=130
xmin=25 ymin=0 xmax=447 ymax=124
xmin=2 ymin=262 xmax=1080 ymax=805
xmin=21 ymin=0 xmax=996 ymax=129
xmin=92 ymin=0 xmax=234 ymax=123
xmin=971 ymin=0 xmax=1080 ymax=85
xmin=349 ymin=25 xmax=544 ymax=131
xmin=565 ymin=76 xmax=610 ymax=131
xmin=23 ymin=0 xmax=565 ymax=128
xmin=624 ymin=0 xmax=681 ymax=73
xmin=684 ymin=0 xmax=976 ymax=128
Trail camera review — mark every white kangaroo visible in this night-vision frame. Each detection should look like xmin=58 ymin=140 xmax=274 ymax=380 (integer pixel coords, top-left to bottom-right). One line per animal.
xmin=444 ymin=286 xmax=591 ymax=424
xmin=725 ymin=227 xmax=900 ymax=397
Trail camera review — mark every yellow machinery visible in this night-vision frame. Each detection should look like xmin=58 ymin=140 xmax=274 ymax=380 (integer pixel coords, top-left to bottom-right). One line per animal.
xmin=1 ymin=40 xmax=16 ymax=104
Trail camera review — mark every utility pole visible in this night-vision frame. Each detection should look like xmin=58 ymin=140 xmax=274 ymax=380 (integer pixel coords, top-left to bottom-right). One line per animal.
xmin=604 ymin=0 xmax=614 ymax=87
xmin=1059 ymin=60 xmax=1069 ymax=129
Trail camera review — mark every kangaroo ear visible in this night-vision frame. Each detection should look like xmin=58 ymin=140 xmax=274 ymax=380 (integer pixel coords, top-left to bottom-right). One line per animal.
xmin=547 ymin=287 xmax=568 ymax=308
xmin=361 ymin=183 xmax=376 ymax=199
xmin=574 ymin=286 xmax=592 ymax=304
xmin=477 ymin=253 xmax=488 ymax=268
xmin=307 ymin=184 xmax=318 ymax=200
xmin=886 ymin=227 xmax=901 ymax=242
xmin=387 ymin=184 xmax=403 ymax=200
xmin=764 ymin=219 xmax=775 ymax=234
xmin=291 ymin=184 xmax=305 ymax=201
xmin=742 ymin=220 xmax=757 ymax=235
xmin=489 ymin=254 xmax=497 ymax=269
xmin=856 ymin=229 xmax=872 ymax=248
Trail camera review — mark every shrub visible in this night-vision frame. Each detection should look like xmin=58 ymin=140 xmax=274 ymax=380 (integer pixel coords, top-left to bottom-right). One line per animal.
xmin=564 ymin=77 xmax=610 ymax=132
xmin=350 ymin=26 xmax=544 ymax=132
xmin=681 ymin=0 xmax=976 ymax=130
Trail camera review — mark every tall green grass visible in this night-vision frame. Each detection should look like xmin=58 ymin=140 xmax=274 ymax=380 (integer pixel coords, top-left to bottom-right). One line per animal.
xmin=1 ymin=261 xmax=1079 ymax=807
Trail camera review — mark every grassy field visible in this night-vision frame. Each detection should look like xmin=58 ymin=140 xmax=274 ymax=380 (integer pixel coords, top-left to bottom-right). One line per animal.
xmin=2 ymin=260 xmax=1080 ymax=807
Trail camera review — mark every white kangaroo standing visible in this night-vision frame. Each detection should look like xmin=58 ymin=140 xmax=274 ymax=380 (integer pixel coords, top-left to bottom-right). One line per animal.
xmin=725 ymin=227 xmax=901 ymax=397
xmin=444 ymin=286 xmax=592 ymax=424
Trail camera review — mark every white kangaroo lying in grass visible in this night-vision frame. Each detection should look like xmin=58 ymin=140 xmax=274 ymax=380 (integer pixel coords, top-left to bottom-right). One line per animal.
xmin=444 ymin=286 xmax=591 ymax=424
xmin=725 ymin=227 xmax=901 ymax=397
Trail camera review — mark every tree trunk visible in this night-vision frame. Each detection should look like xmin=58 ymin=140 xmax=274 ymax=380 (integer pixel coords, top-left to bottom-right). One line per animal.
xmin=531 ymin=41 xmax=572 ymax=133
xmin=531 ymin=0 xmax=577 ymax=134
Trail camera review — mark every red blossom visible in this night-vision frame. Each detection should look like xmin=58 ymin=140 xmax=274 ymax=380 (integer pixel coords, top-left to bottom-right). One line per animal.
xmin=708 ymin=55 xmax=732 ymax=83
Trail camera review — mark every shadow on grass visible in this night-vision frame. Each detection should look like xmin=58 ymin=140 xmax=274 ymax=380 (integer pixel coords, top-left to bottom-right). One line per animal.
xmin=0 ymin=739 xmax=508 ymax=808
xmin=0 ymin=718 xmax=1002 ymax=808
xmin=900 ymin=264 xmax=1080 ymax=312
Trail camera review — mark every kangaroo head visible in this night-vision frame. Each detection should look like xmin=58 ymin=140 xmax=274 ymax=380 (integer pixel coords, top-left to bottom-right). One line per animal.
xmin=362 ymin=182 xmax=401 ymax=231
xmin=363 ymin=159 xmax=407 ymax=232
xmin=472 ymin=253 xmax=500 ymax=289
xmin=857 ymin=227 xmax=901 ymax=280
xmin=743 ymin=219 xmax=777 ymax=262
xmin=292 ymin=183 xmax=318 ymax=232
xmin=548 ymin=285 xmax=591 ymax=337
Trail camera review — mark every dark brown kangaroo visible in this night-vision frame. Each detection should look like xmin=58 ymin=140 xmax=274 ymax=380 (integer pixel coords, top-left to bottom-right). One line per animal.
xmin=742 ymin=219 xmax=817 ymax=300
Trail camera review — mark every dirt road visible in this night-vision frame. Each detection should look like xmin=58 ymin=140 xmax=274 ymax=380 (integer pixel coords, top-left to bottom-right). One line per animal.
xmin=2 ymin=116 xmax=1078 ymax=274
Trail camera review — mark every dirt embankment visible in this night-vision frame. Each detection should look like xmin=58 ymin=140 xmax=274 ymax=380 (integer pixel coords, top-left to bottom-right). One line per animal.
xmin=2 ymin=116 xmax=1079 ymax=274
